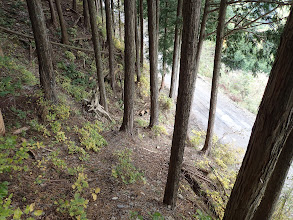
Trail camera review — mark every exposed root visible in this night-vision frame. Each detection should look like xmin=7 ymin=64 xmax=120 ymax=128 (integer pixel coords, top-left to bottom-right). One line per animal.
xmin=84 ymin=89 xmax=113 ymax=122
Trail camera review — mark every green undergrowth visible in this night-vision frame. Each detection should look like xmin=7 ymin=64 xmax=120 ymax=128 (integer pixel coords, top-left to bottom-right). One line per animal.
xmin=0 ymin=56 xmax=37 ymax=97
xmin=190 ymin=130 xmax=244 ymax=219
xmin=112 ymin=148 xmax=146 ymax=185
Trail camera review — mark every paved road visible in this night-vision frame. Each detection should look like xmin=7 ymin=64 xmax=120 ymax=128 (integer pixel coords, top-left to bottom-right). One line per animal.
xmin=165 ymin=73 xmax=292 ymax=190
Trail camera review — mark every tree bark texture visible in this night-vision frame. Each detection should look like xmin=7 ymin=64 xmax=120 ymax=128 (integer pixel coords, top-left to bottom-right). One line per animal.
xmin=140 ymin=0 xmax=144 ymax=69
xmin=111 ymin=0 xmax=115 ymax=36
xmin=147 ymin=0 xmax=159 ymax=128
xmin=72 ymin=0 xmax=77 ymax=11
xmin=120 ymin=0 xmax=135 ymax=134
xmin=160 ymin=0 xmax=168 ymax=92
xmin=48 ymin=0 xmax=58 ymax=27
xmin=163 ymin=0 xmax=201 ymax=208
xmin=83 ymin=0 xmax=90 ymax=29
xmin=88 ymin=0 xmax=108 ymax=111
xmin=223 ymin=9 xmax=293 ymax=220
xmin=118 ymin=0 xmax=122 ymax=39
xmin=169 ymin=0 xmax=183 ymax=99
xmin=26 ymin=0 xmax=57 ymax=103
xmin=194 ymin=0 xmax=210 ymax=76
xmin=201 ymin=0 xmax=227 ymax=155
xmin=252 ymin=131 xmax=293 ymax=220
xmin=99 ymin=0 xmax=104 ymax=23
xmin=135 ymin=6 xmax=141 ymax=82
xmin=105 ymin=0 xmax=115 ymax=91
xmin=55 ymin=0 xmax=69 ymax=44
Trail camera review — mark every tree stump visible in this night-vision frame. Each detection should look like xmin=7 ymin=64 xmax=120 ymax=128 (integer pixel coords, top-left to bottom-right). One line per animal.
xmin=0 ymin=109 xmax=5 ymax=136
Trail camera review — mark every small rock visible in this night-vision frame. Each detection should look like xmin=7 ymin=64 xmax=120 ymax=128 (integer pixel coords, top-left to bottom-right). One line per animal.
xmin=117 ymin=204 xmax=128 ymax=209
xmin=156 ymin=146 xmax=160 ymax=149
xmin=166 ymin=216 xmax=175 ymax=220
xmin=178 ymin=194 xmax=184 ymax=200
xmin=110 ymin=217 xmax=116 ymax=220
xmin=167 ymin=205 xmax=171 ymax=209
xmin=112 ymin=197 xmax=118 ymax=200
xmin=140 ymin=192 xmax=145 ymax=196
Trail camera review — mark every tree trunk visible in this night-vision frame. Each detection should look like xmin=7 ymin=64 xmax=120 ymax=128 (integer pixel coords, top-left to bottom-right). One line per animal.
xmin=252 ymin=131 xmax=293 ymax=220
xmin=55 ymin=0 xmax=69 ymax=44
xmin=99 ymin=0 xmax=104 ymax=23
xmin=169 ymin=0 xmax=183 ymax=99
xmin=139 ymin=0 xmax=144 ymax=69
xmin=163 ymin=0 xmax=201 ymax=208
xmin=160 ymin=0 xmax=168 ymax=93
xmin=135 ymin=6 xmax=141 ymax=82
xmin=88 ymin=0 xmax=108 ymax=111
xmin=83 ymin=0 xmax=90 ymax=29
xmin=26 ymin=0 xmax=57 ymax=103
xmin=105 ymin=0 xmax=115 ymax=91
xmin=120 ymin=0 xmax=135 ymax=134
xmin=223 ymin=9 xmax=293 ymax=220
xmin=48 ymin=0 xmax=58 ymax=28
xmin=195 ymin=0 xmax=210 ymax=77
xmin=118 ymin=0 xmax=122 ymax=39
xmin=0 ymin=109 xmax=5 ymax=136
xmin=111 ymin=0 xmax=115 ymax=36
xmin=147 ymin=0 xmax=159 ymax=128
xmin=72 ymin=0 xmax=77 ymax=11
xmin=201 ymin=0 xmax=227 ymax=155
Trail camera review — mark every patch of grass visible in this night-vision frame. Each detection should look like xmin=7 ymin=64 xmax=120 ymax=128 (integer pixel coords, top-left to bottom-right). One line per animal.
xmin=159 ymin=94 xmax=173 ymax=111
xmin=112 ymin=148 xmax=146 ymax=185
xmin=74 ymin=121 xmax=107 ymax=152
xmin=152 ymin=125 xmax=168 ymax=137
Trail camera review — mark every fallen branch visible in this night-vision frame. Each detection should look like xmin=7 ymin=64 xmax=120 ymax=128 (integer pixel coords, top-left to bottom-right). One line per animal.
xmin=12 ymin=126 xmax=30 ymax=135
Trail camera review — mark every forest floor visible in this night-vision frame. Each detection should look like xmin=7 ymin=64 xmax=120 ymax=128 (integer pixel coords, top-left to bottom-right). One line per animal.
xmin=0 ymin=1 xmax=253 ymax=220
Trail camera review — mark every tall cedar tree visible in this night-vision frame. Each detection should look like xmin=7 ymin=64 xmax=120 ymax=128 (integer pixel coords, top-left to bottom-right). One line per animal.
xmin=252 ymin=131 xmax=293 ymax=219
xmin=100 ymin=0 xmax=104 ymax=23
xmin=83 ymin=0 xmax=90 ymax=29
xmin=26 ymin=0 xmax=57 ymax=103
xmin=88 ymin=0 xmax=108 ymax=111
xmin=163 ymin=0 xmax=201 ymax=208
xmin=118 ymin=0 xmax=122 ymax=39
xmin=48 ymin=0 xmax=58 ymax=27
xmin=120 ymin=0 xmax=135 ymax=133
xmin=147 ymin=0 xmax=159 ymax=128
xmin=169 ymin=0 xmax=183 ymax=99
xmin=223 ymin=9 xmax=293 ymax=219
xmin=201 ymin=0 xmax=227 ymax=155
xmin=135 ymin=5 xmax=141 ymax=82
xmin=140 ymin=0 xmax=144 ymax=69
xmin=195 ymin=0 xmax=210 ymax=76
xmin=105 ymin=0 xmax=115 ymax=91
xmin=72 ymin=0 xmax=77 ymax=11
xmin=55 ymin=0 xmax=69 ymax=44
xmin=159 ymin=0 xmax=168 ymax=92
xmin=111 ymin=0 xmax=115 ymax=36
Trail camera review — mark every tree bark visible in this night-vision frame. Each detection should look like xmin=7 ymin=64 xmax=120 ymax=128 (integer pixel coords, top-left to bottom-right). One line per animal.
xmin=100 ymin=0 xmax=104 ymax=23
xmin=169 ymin=0 xmax=183 ymax=99
xmin=48 ymin=0 xmax=58 ymax=28
xmin=105 ymin=0 xmax=115 ymax=91
xmin=83 ymin=0 xmax=90 ymax=29
xmin=147 ymin=0 xmax=159 ymax=128
xmin=55 ymin=0 xmax=69 ymax=44
xmin=0 ymin=109 xmax=5 ymax=136
xmin=201 ymin=0 xmax=227 ymax=155
xmin=223 ymin=9 xmax=293 ymax=220
xmin=88 ymin=0 xmax=108 ymax=111
xmin=0 ymin=45 xmax=3 ymax=57
xmin=135 ymin=6 xmax=141 ymax=82
xmin=140 ymin=0 xmax=144 ymax=69
xmin=111 ymin=0 xmax=115 ymax=36
xmin=120 ymin=0 xmax=135 ymax=134
xmin=252 ymin=131 xmax=293 ymax=220
xmin=26 ymin=0 xmax=57 ymax=103
xmin=194 ymin=0 xmax=210 ymax=77
xmin=160 ymin=0 xmax=168 ymax=92
xmin=163 ymin=0 xmax=201 ymax=208
xmin=72 ymin=0 xmax=77 ymax=11
xmin=118 ymin=0 xmax=122 ymax=39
